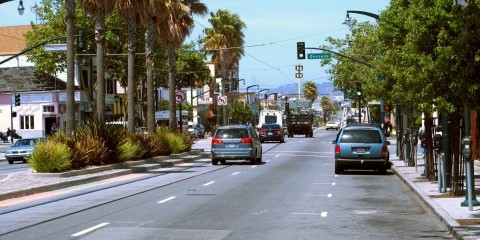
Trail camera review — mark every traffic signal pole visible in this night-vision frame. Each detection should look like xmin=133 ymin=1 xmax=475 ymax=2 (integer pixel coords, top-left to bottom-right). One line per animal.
xmin=10 ymin=90 xmax=14 ymax=144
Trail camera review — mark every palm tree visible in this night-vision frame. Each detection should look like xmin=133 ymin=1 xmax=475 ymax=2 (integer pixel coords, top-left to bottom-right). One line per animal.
xmin=78 ymin=0 xmax=116 ymax=123
xmin=116 ymin=0 xmax=148 ymax=132
xmin=303 ymin=81 xmax=318 ymax=103
xmin=201 ymin=10 xmax=246 ymax=124
xmin=66 ymin=0 xmax=75 ymax=135
xmin=155 ymin=0 xmax=207 ymax=131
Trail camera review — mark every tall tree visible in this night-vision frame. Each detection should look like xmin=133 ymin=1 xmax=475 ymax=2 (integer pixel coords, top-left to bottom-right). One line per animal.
xmin=116 ymin=0 xmax=148 ymax=132
xmin=303 ymin=81 xmax=318 ymax=103
xmin=156 ymin=0 xmax=207 ymax=131
xmin=66 ymin=0 xmax=75 ymax=135
xmin=201 ymin=9 xmax=246 ymax=124
xmin=78 ymin=0 xmax=116 ymax=123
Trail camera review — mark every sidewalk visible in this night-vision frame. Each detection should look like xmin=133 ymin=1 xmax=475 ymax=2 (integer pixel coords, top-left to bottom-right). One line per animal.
xmin=2 ymin=143 xmax=480 ymax=239
xmin=389 ymin=139 xmax=480 ymax=240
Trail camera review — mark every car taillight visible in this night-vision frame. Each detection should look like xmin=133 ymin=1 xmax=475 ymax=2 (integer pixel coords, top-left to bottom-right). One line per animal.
xmin=335 ymin=145 xmax=340 ymax=154
xmin=274 ymin=130 xmax=282 ymax=134
xmin=212 ymin=138 xmax=223 ymax=144
xmin=241 ymin=138 xmax=253 ymax=143
xmin=259 ymin=130 xmax=266 ymax=135
xmin=382 ymin=146 xmax=388 ymax=155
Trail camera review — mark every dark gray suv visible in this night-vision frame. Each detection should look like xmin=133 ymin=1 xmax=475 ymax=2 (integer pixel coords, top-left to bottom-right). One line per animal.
xmin=211 ymin=125 xmax=262 ymax=165
xmin=332 ymin=124 xmax=391 ymax=174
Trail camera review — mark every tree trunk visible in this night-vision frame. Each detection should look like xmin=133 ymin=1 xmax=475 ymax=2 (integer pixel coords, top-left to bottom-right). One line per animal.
xmin=145 ymin=20 xmax=155 ymax=133
xmin=95 ymin=13 xmax=106 ymax=123
xmin=66 ymin=0 xmax=75 ymax=136
xmin=127 ymin=18 xmax=137 ymax=133
xmin=168 ymin=45 xmax=177 ymax=131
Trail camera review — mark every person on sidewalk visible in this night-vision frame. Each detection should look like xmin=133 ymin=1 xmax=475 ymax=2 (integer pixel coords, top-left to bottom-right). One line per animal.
xmin=6 ymin=127 xmax=12 ymax=143
xmin=418 ymin=125 xmax=426 ymax=158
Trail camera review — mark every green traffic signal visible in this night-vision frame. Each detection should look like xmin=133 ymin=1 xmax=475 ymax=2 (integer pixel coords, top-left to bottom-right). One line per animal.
xmin=297 ymin=42 xmax=305 ymax=60
xmin=14 ymin=94 xmax=20 ymax=106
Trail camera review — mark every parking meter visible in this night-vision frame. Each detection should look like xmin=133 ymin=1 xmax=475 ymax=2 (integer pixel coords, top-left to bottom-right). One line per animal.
xmin=462 ymin=136 xmax=472 ymax=161
xmin=434 ymin=134 xmax=442 ymax=153
xmin=403 ymin=130 xmax=410 ymax=143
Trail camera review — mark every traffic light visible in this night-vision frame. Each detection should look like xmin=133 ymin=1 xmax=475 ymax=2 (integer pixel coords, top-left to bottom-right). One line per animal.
xmin=232 ymin=82 xmax=238 ymax=91
xmin=273 ymin=93 xmax=278 ymax=100
xmin=12 ymin=111 xmax=17 ymax=118
xmin=264 ymin=93 xmax=268 ymax=100
xmin=14 ymin=94 xmax=20 ymax=106
xmin=224 ymin=83 xmax=230 ymax=93
xmin=385 ymin=104 xmax=392 ymax=113
xmin=356 ymin=81 xmax=362 ymax=97
xmin=77 ymin=30 xmax=85 ymax=49
xmin=297 ymin=42 xmax=305 ymax=60
xmin=214 ymin=83 xmax=219 ymax=93
xmin=285 ymin=102 xmax=290 ymax=112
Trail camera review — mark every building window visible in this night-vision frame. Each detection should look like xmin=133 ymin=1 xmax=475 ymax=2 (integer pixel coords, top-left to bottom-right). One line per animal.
xmin=43 ymin=105 xmax=55 ymax=113
xmin=20 ymin=116 xmax=34 ymax=129
xmin=106 ymin=78 xmax=117 ymax=94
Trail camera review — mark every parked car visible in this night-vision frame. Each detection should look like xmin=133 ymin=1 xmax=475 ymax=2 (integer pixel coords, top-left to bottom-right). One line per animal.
xmin=211 ymin=125 xmax=262 ymax=165
xmin=332 ymin=124 xmax=390 ymax=174
xmin=258 ymin=123 xmax=285 ymax=143
xmin=325 ymin=121 xmax=340 ymax=130
xmin=5 ymin=137 xmax=46 ymax=164
xmin=188 ymin=123 xmax=205 ymax=138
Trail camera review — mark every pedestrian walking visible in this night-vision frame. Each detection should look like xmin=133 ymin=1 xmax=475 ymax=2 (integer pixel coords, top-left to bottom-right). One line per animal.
xmin=51 ymin=123 xmax=57 ymax=134
xmin=6 ymin=127 xmax=12 ymax=143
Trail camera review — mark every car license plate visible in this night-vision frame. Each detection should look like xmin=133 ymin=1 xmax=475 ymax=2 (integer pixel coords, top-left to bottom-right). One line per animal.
xmin=228 ymin=143 xmax=236 ymax=148
xmin=357 ymin=148 xmax=365 ymax=153
xmin=267 ymin=132 xmax=273 ymax=135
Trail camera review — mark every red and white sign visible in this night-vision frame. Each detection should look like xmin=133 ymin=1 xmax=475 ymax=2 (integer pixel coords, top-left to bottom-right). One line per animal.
xmin=217 ymin=95 xmax=228 ymax=105
xmin=175 ymin=90 xmax=186 ymax=103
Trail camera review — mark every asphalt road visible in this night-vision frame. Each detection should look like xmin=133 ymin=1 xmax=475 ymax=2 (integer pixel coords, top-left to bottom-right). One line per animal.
xmin=0 ymin=130 xmax=453 ymax=239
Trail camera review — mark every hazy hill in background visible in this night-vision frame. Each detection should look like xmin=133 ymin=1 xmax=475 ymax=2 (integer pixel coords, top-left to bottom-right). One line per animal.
xmin=269 ymin=81 xmax=343 ymax=99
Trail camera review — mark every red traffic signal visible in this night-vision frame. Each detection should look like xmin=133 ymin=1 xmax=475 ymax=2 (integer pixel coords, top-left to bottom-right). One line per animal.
xmin=385 ymin=105 xmax=391 ymax=112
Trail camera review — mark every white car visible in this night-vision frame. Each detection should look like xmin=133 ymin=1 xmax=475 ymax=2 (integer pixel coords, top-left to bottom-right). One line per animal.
xmin=325 ymin=121 xmax=340 ymax=131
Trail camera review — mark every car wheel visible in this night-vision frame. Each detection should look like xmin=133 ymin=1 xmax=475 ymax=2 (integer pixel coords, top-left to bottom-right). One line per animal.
xmin=220 ymin=160 xmax=226 ymax=165
xmin=23 ymin=160 xmax=27 ymax=163
xmin=256 ymin=156 xmax=262 ymax=164
xmin=212 ymin=159 xmax=219 ymax=165
xmin=8 ymin=160 xmax=13 ymax=164
xmin=260 ymin=140 xmax=264 ymax=143
xmin=280 ymin=138 xmax=284 ymax=143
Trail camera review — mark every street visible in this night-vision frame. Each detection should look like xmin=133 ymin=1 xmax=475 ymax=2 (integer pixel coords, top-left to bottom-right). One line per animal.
xmin=0 ymin=130 xmax=452 ymax=239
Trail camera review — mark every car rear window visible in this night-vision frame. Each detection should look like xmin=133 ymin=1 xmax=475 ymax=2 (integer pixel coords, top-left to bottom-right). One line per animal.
xmin=340 ymin=129 xmax=382 ymax=143
xmin=215 ymin=129 xmax=249 ymax=139
xmin=262 ymin=124 xmax=281 ymax=130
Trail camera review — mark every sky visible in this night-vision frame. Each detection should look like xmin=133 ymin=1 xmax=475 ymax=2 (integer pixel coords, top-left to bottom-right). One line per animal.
xmin=0 ymin=0 xmax=390 ymax=92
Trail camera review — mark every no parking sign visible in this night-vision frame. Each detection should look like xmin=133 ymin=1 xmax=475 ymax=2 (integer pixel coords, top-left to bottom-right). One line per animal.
xmin=175 ymin=90 xmax=186 ymax=103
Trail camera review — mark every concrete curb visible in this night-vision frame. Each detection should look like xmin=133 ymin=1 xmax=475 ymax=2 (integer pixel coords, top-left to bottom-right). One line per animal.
xmin=390 ymin=159 xmax=462 ymax=239
xmin=0 ymin=149 xmax=211 ymax=202
xmin=0 ymin=169 xmax=132 ymax=201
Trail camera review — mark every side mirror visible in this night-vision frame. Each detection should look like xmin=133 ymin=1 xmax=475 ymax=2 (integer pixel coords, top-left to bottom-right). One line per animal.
xmin=386 ymin=140 xmax=391 ymax=145
xmin=332 ymin=140 xmax=337 ymax=144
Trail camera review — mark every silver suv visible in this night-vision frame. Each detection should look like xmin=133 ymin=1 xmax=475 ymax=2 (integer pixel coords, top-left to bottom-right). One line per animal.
xmin=188 ymin=123 xmax=205 ymax=138
xmin=211 ymin=125 xmax=262 ymax=165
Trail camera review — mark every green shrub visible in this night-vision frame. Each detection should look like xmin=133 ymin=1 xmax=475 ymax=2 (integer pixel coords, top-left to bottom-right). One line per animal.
xmin=29 ymin=141 xmax=71 ymax=173
xmin=70 ymin=136 xmax=108 ymax=168
xmin=164 ymin=132 xmax=188 ymax=154
xmin=73 ymin=119 xmax=128 ymax=164
xmin=119 ymin=136 xmax=146 ymax=161
xmin=136 ymin=133 xmax=170 ymax=157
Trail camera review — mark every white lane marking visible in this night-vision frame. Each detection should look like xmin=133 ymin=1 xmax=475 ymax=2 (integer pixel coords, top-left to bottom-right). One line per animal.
xmin=202 ymin=181 xmax=215 ymax=186
xmin=251 ymin=165 xmax=257 ymax=168
xmin=275 ymin=154 xmax=280 ymax=157
xmin=313 ymin=182 xmax=336 ymax=186
xmin=158 ymin=196 xmax=176 ymax=203
xmin=305 ymin=194 xmax=333 ymax=197
xmin=231 ymin=172 xmax=240 ymax=175
xmin=71 ymin=223 xmax=109 ymax=237
xmin=265 ymin=160 xmax=270 ymax=162
xmin=292 ymin=212 xmax=328 ymax=217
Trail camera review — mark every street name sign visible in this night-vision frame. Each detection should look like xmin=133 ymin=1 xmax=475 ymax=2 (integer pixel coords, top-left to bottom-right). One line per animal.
xmin=307 ymin=53 xmax=332 ymax=59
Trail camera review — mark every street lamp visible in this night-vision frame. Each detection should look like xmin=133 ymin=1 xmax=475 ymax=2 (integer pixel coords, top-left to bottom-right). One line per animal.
xmin=246 ymin=84 xmax=259 ymax=106
xmin=0 ymin=0 xmax=24 ymax=15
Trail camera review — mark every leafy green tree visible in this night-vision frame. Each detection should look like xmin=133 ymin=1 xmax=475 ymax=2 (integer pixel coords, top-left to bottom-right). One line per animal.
xmin=303 ymin=81 xmax=318 ymax=103
xmin=320 ymin=96 xmax=336 ymax=123
xmin=227 ymin=100 xmax=253 ymax=124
